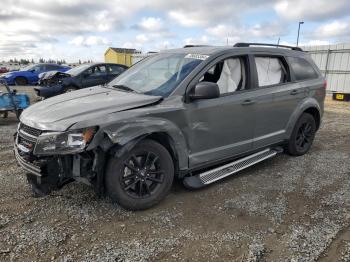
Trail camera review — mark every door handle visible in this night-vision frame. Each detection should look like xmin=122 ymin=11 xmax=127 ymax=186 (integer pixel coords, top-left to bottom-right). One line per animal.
xmin=290 ymin=90 xmax=298 ymax=95
xmin=241 ymin=99 xmax=255 ymax=105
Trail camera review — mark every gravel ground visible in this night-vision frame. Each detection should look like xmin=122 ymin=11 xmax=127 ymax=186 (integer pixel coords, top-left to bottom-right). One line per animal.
xmin=0 ymin=97 xmax=349 ymax=261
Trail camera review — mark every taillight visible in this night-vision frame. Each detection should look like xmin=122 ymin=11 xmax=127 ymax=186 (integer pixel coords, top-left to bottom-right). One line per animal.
xmin=323 ymin=79 xmax=327 ymax=89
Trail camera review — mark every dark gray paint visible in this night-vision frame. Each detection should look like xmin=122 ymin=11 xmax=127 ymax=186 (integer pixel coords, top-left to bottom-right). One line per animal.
xmin=19 ymin=46 xmax=326 ymax=173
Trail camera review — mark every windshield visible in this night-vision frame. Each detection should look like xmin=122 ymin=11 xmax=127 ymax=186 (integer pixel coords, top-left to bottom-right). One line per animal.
xmin=22 ymin=65 xmax=35 ymax=71
xmin=108 ymin=53 xmax=205 ymax=97
xmin=66 ymin=64 xmax=91 ymax=76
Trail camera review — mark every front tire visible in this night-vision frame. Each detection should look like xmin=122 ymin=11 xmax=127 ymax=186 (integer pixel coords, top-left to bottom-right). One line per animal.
xmin=14 ymin=77 xmax=28 ymax=85
xmin=286 ymin=113 xmax=316 ymax=156
xmin=105 ymin=139 xmax=174 ymax=210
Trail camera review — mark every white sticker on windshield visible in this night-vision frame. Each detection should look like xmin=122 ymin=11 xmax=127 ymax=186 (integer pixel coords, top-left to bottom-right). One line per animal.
xmin=185 ymin=54 xmax=209 ymax=60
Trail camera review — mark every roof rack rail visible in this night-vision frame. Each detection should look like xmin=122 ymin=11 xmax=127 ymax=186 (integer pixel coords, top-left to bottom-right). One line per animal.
xmin=234 ymin=42 xmax=303 ymax=51
xmin=183 ymin=45 xmax=210 ymax=48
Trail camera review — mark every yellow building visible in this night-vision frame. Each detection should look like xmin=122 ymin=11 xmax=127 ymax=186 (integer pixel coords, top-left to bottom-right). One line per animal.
xmin=104 ymin=47 xmax=140 ymax=67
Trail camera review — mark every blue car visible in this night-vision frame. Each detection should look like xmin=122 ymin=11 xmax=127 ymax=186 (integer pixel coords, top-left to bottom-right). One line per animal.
xmin=0 ymin=63 xmax=70 ymax=85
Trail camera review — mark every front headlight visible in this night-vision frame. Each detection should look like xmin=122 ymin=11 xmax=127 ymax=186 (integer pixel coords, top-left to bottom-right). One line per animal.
xmin=34 ymin=127 xmax=97 ymax=155
xmin=2 ymin=73 xmax=12 ymax=78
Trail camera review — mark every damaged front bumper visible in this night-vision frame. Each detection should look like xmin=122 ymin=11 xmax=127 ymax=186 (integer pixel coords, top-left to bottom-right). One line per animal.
xmin=14 ymin=146 xmax=42 ymax=176
xmin=14 ymin=123 xmax=106 ymax=195
xmin=34 ymin=84 xmax=64 ymax=99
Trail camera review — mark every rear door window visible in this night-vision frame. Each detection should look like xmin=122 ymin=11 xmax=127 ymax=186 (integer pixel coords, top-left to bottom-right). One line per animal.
xmin=254 ymin=57 xmax=288 ymax=87
xmin=287 ymin=57 xmax=319 ymax=81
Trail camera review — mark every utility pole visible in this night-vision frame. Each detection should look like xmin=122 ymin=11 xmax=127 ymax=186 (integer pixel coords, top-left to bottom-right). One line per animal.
xmin=297 ymin=21 xmax=304 ymax=46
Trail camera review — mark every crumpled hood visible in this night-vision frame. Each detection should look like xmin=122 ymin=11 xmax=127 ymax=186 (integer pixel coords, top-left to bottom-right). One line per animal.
xmin=20 ymin=86 xmax=162 ymax=131
xmin=39 ymin=70 xmax=71 ymax=80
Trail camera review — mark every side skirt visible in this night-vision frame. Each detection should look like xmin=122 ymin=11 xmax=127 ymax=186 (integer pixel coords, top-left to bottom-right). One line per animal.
xmin=183 ymin=147 xmax=283 ymax=189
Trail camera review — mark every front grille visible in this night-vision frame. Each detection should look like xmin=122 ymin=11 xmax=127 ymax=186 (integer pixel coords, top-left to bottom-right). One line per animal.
xmin=20 ymin=123 xmax=42 ymax=137
xmin=17 ymin=123 xmax=42 ymax=153
xmin=18 ymin=136 xmax=36 ymax=152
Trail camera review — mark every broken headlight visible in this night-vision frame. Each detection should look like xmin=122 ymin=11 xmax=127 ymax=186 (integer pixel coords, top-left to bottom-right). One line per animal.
xmin=34 ymin=127 xmax=97 ymax=155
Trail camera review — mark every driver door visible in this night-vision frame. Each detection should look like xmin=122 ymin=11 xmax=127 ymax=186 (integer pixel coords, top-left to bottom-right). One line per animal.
xmin=81 ymin=65 xmax=107 ymax=87
xmin=185 ymin=55 xmax=256 ymax=167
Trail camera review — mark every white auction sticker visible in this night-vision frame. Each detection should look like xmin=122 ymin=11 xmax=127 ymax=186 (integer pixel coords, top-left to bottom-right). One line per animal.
xmin=184 ymin=54 xmax=209 ymax=60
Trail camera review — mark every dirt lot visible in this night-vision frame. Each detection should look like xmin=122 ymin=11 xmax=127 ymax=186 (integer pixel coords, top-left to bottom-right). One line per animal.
xmin=0 ymin=97 xmax=349 ymax=261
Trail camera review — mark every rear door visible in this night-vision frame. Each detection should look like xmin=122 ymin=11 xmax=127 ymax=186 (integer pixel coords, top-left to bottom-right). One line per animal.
xmin=185 ymin=54 xmax=256 ymax=167
xmin=250 ymin=54 xmax=306 ymax=149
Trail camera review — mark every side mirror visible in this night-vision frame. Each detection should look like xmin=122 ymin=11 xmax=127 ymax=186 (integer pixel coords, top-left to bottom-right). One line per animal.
xmin=189 ymin=81 xmax=220 ymax=100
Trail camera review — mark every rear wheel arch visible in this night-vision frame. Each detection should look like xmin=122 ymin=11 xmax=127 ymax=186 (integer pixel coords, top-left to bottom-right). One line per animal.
xmin=303 ymin=107 xmax=321 ymax=130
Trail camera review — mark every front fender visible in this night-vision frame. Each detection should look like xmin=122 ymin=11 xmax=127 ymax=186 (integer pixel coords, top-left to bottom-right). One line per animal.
xmin=285 ymin=97 xmax=321 ymax=138
xmin=90 ymin=117 xmax=189 ymax=170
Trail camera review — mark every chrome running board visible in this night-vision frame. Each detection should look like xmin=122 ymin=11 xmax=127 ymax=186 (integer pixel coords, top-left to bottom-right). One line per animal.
xmin=183 ymin=148 xmax=282 ymax=189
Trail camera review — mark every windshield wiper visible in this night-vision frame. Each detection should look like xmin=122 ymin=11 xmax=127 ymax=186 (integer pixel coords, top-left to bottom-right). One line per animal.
xmin=111 ymin=84 xmax=137 ymax=93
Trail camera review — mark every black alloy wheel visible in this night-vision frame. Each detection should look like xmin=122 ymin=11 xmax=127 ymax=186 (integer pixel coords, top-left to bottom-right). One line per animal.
xmin=287 ymin=113 xmax=316 ymax=156
xmin=295 ymin=122 xmax=313 ymax=152
xmin=122 ymin=152 xmax=164 ymax=198
xmin=105 ymin=139 xmax=174 ymax=210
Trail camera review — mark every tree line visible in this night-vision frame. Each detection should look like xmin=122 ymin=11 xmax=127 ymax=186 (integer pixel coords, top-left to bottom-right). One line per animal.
xmin=2 ymin=58 xmax=94 ymax=65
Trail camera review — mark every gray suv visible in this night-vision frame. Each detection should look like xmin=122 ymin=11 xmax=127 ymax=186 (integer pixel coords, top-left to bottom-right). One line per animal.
xmin=14 ymin=43 xmax=326 ymax=210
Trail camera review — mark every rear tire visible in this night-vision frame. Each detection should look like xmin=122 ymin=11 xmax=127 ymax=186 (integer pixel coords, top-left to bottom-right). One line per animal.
xmin=14 ymin=77 xmax=28 ymax=86
xmin=286 ymin=113 xmax=316 ymax=156
xmin=64 ymin=86 xmax=77 ymax=93
xmin=105 ymin=139 xmax=174 ymax=210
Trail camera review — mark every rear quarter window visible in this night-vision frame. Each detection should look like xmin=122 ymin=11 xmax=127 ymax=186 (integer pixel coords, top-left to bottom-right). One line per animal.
xmin=287 ymin=56 xmax=319 ymax=81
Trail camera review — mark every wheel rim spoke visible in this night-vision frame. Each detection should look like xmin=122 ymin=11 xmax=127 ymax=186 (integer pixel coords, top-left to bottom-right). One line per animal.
xmin=124 ymin=180 xmax=138 ymax=191
xmin=146 ymin=176 xmax=163 ymax=184
xmin=148 ymin=170 xmax=164 ymax=175
xmin=122 ymin=151 xmax=164 ymax=198
xmin=124 ymin=162 xmax=138 ymax=172
xmin=143 ymin=152 xmax=151 ymax=168
xmin=138 ymin=181 xmax=143 ymax=197
xmin=131 ymin=155 xmax=140 ymax=168
xmin=144 ymin=182 xmax=151 ymax=195
xmin=122 ymin=174 xmax=137 ymax=181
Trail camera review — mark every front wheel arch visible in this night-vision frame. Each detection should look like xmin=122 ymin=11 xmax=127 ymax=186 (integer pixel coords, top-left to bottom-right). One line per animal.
xmin=106 ymin=132 xmax=179 ymax=177
xmin=14 ymin=76 xmax=28 ymax=85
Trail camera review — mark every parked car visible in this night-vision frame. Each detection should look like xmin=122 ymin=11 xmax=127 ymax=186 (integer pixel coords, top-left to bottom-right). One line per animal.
xmin=14 ymin=43 xmax=325 ymax=210
xmin=0 ymin=67 xmax=8 ymax=74
xmin=35 ymin=63 xmax=128 ymax=98
xmin=0 ymin=63 xmax=70 ymax=85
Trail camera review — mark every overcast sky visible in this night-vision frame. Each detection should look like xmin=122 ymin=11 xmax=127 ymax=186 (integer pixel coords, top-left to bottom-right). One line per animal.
xmin=1 ymin=0 xmax=349 ymax=62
